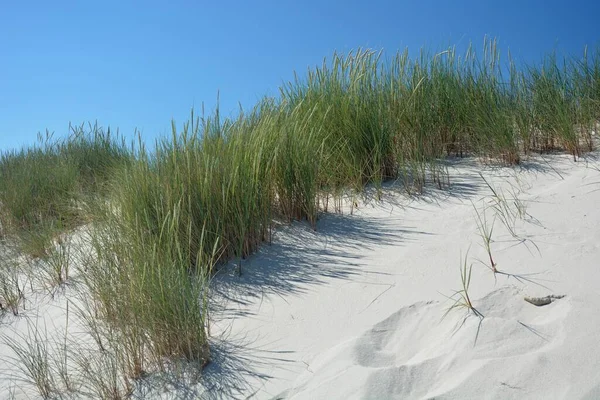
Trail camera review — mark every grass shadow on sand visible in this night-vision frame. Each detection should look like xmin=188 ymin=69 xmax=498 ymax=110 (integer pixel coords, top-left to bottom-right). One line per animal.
xmin=203 ymin=212 xmax=431 ymax=398
xmin=199 ymin=154 xmax=577 ymax=398
xmin=210 ymin=212 xmax=429 ymax=317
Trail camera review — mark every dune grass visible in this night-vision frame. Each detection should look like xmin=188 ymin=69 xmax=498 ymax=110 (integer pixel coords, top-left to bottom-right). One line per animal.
xmin=442 ymin=249 xmax=483 ymax=320
xmin=0 ymin=258 xmax=26 ymax=316
xmin=1 ymin=39 xmax=599 ymax=391
xmin=0 ymin=124 xmax=131 ymax=258
xmin=2 ymin=320 xmax=56 ymax=399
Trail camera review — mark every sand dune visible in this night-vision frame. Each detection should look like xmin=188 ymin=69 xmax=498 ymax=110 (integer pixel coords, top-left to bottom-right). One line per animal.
xmin=206 ymin=153 xmax=600 ymax=399
xmin=1 ymin=152 xmax=600 ymax=399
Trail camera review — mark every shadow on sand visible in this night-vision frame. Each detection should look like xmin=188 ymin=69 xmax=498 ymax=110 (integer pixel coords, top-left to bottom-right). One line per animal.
xmin=184 ymin=154 xmax=579 ymax=399
xmin=201 ymin=211 xmax=432 ymax=399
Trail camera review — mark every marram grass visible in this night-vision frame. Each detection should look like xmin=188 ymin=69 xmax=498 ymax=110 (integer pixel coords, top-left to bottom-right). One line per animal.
xmin=0 ymin=39 xmax=599 ymax=396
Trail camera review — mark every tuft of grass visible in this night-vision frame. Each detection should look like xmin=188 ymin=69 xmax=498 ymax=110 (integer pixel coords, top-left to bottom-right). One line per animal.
xmin=442 ymin=249 xmax=484 ymax=320
xmin=472 ymin=200 xmax=498 ymax=273
xmin=44 ymin=236 xmax=71 ymax=288
xmin=83 ymin=179 xmax=216 ymax=379
xmin=0 ymin=252 xmax=27 ymax=316
xmin=2 ymin=320 xmax=57 ymax=399
xmin=50 ymin=301 xmax=78 ymax=395
xmin=479 ymin=173 xmax=540 ymax=256
xmin=72 ymin=334 xmax=135 ymax=399
xmin=23 ymin=233 xmax=73 ymax=296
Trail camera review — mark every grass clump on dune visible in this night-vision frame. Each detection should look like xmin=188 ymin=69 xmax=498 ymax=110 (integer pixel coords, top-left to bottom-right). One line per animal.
xmin=0 ymin=123 xmax=131 ymax=257
xmin=81 ymin=110 xmax=271 ymax=377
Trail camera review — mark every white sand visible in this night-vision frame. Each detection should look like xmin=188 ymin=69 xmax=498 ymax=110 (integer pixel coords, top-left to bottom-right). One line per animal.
xmin=2 ymin=152 xmax=600 ymax=399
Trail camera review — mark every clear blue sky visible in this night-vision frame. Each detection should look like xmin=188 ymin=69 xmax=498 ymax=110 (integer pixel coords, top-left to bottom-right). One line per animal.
xmin=1 ymin=0 xmax=599 ymax=151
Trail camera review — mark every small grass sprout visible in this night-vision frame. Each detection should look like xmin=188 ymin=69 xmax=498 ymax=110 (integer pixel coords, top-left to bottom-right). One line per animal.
xmin=479 ymin=173 xmax=541 ymax=255
xmin=472 ymin=200 xmax=498 ymax=273
xmin=442 ymin=249 xmax=484 ymax=320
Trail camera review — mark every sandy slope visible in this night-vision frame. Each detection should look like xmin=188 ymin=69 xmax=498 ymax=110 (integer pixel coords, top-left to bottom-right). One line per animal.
xmin=207 ymin=153 xmax=600 ymax=400
xmin=1 ymin=152 xmax=600 ymax=399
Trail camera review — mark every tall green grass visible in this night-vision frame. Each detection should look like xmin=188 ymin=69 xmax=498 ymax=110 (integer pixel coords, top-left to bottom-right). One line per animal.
xmin=1 ymin=39 xmax=599 ymax=388
xmin=0 ymin=123 xmax=130 ymax=256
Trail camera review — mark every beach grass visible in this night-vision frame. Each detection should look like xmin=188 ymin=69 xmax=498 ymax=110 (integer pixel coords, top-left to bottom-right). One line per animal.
xmin=0 ymin=123 xmax=131 ymax=257
xmin=1 ymin=39 xmax=599 ymax=391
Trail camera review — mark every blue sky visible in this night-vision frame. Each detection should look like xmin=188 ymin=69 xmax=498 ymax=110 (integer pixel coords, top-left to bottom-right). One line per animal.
xmin=1 ymin=0 xmax=599 ymax=151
